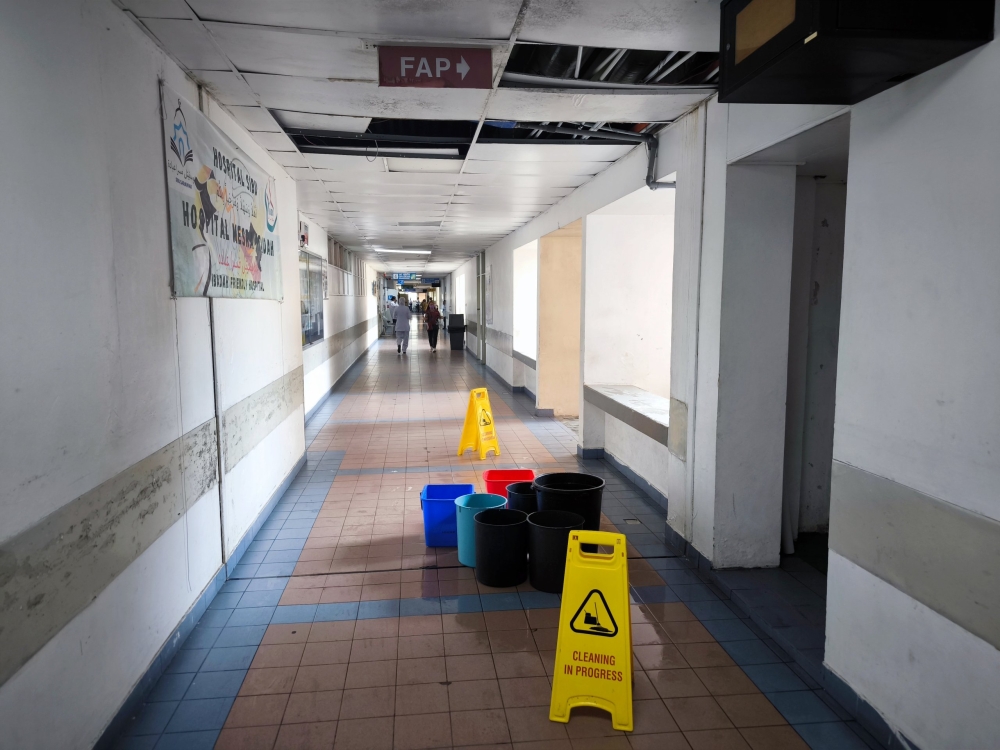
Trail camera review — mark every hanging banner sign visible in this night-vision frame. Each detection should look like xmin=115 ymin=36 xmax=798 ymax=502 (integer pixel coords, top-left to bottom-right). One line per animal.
xmin=458 ymin=388 xmax=501 ymax=459
xmin=161 ymin=84 xmax=283 ymax=299
xmin=379 ymin=46 xmax=493 ymax=89
xmin=550 ymin=531 xmax=633 ymax=731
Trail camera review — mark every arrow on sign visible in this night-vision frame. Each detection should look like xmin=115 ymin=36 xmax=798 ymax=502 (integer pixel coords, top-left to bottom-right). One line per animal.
xmin=456 ymin=56 xmax=470 ymax=80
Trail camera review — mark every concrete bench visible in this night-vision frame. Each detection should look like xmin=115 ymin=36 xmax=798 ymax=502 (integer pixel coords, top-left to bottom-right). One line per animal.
xmin=581 ymin=384 xmax=672 ymax=510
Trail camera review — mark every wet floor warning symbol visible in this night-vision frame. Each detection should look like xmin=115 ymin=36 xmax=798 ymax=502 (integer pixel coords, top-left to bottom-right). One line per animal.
xmin=570 ymin=590 xmax=618 ymax=637
xmin=458 ymin=388 xmax=500 ymax=459
xmin=549 ymin=530 xmax=632 ymax=731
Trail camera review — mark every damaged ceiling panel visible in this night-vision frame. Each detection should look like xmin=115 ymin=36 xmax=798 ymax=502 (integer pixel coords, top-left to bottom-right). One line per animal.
xmin=128 ymin=0 xmax=719 ymax=271
xmin=205 ymin=23 xmax=378 ymax=80
xmin=185 ymin=0 xmax=523 ymax=40
xmin=487 ymin=88 xmax=709 ymax=122
xmin=243 ymin=74 xmax=492 ymax=119
xmin=519 ymin=0 xmax=720 ymax=52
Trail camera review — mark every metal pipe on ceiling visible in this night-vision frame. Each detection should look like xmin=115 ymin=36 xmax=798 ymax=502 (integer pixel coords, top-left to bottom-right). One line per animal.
xmin=574 ymin=46 xmax=583 ymax=78
xmin=598 ymin=48 xmax=628 ymax=81
xmin=643 ymin=51 xmax=679 ymax=83
xmin=652 ymin=50 xmax=697 ymax=82
xmin=512 ymin=121 xmax=675 ymax=191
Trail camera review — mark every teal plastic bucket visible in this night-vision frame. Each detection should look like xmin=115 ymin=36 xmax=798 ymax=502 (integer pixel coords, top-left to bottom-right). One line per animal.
xmin=455 ymin=493 xmax=506 ymax=567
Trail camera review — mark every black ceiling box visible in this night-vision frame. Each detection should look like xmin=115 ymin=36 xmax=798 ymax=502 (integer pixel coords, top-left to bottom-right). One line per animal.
xmin=719 ymin=0 xmax=995 ymax=104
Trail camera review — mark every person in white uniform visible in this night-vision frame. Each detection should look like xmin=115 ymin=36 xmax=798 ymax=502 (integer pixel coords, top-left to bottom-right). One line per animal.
xmin=392 ymin=295 xmax=412 ymax=354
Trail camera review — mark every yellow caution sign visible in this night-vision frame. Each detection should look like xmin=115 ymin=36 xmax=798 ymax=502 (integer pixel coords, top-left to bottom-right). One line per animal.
xmin=457 ymin=388 xmax=501 ymax=459
xmin=550 ymin=530 xmax=632 ymax=731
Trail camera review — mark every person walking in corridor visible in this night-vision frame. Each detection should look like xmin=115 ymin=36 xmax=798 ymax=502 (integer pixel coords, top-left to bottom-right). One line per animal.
xmin=425 ymin=299 xmax=441 ymax=351
xmin=392 ymin=295 xmax=412 ymax=354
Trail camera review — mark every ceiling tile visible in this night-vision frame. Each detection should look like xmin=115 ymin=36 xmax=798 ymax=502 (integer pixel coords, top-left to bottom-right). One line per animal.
xmin=518 ymin=0 xmax=720 ymax=52
xmin=224 ymin=105 xmax=283 ymax=132
xmin=190 ymin=70 xmax=258 ymax=105
xmin=206 ymin=22 xmax=378 ymax=80
xmin=272 ymin=111 xmax=371 ymax=133
xmin=143 ymin=18 xmax=231 ymax=70
xmin=244 ymin=74 xmax=489 ymax=120
xmin=249 ymin=131 xmax=298 ymax=151
xmin=187 ymin=0 xmax=522 ymax=39
xmin=468 ymin=142 xmax=634 ymax=163
xmin=487 ymin=88 xmax=708 ymax=123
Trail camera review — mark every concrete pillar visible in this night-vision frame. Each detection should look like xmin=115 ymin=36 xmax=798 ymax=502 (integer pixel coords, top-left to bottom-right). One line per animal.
xmin=536 ymin=220 xmax=582 ymax=417
xmin=693 ymin=162 xmax=798 ymax=568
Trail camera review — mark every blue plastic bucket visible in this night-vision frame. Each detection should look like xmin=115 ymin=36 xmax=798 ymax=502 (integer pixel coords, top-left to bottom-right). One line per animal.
xmin=455 ymin=493 xmax=506 ymax=566
xmin=421 ymin=484 xmax=474 ymax=547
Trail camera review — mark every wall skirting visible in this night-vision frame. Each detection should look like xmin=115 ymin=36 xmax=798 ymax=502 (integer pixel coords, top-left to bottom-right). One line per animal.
xmin=829 ymin=460 xmax=1000 ymax=651
xmin=0 ymin=418 xmax=219 ymax=688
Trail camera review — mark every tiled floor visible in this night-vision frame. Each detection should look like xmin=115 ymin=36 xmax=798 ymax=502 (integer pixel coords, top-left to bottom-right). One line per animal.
xmin=114 ymin=329 xmax=880 ymax=750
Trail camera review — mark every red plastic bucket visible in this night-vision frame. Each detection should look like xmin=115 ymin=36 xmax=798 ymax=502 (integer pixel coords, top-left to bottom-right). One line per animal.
xmin=482 ymin=469 xmax=535 ymax=497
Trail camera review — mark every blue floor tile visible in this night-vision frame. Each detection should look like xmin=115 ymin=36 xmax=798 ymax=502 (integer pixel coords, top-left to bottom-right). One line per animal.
xmin=670 ymin=583 xmax=720 ymax=602
xmin=275 ymin=528 xmax=311 ymax=540
xmin=229 ymin=564 xmax=260 ymax=578
xmin=440 ymin=595 xmax=482 ymax=613
xmin=702 ymin=618 xmax=757 ymax=641
xmin=315 ymin=602 xmax=360 ymax=621
xmin=214 ymin=625 xmax=268 ymax=648
xmin=767 ymin=690 xmax=841 ymax=725
xmin=197 ymin=609 xmax=233 ymax=628
xmin=480 ymin=593 xmax=523 ymax=611
xmin=519 ymin=591 xmax=561 ymax=610
xmin=183 ymin=626 xmax=222 ymax=650
xmin=147 ymin=672 xmax=194 ymax=702
xmin=207 ymin=592 xmax=242 ymax=610
xmin=686 ymin=600 xmax=742 ymax=620
xmin=399 ymin=597 xmax=442 ymax=616
xmin=114 ymin=736 xmax=158 ymax=750
xmin=164 ymin=649 xmax=208 ymax=675
xmin=261 ymin=549 xmax=301 ymax=564
xmin=154 ymin=730 xmax=220 ymax=750
xmin=269 ymin=538 xmax=307 ymax=551
xmin=163 ymin=696 xmax=236 ymax=733
xmin=634 ymin=586 xmax=680 ymax=604
xmin=184 ymin=670 xmax=247 ymax=700
xmin=358 ymin=599 xmax=400 ymax=619
xmin=742 ymin=663 xmax=809 ymax=692
xmin=219 ymin=579 xmax=251 ymax=594
xmin=272 ymin=604 xmax=318 ymax=623
xmin=659 ymin=569 xmax=702 ymax=585
xmin=124 ymin=701 xmax=178 ymax=735
xmin=226 ymin=606 xmax=275 ymax=627
xmin=246 ymin=577 xmax=290 ymax=592
xmin=200 ymin=646 xmax=257 ymax=672
xmin=256 ymin=562 xmax=297 ymax=577
xmin=721 ymin=638 xmax=786 ymax=666
xmin=237 ymin=551 xmax=267 ymax=565
xmin=238 ymin=589 xmax=283 ymax=608
xmin=793 ymin=721 xmax=872 ymax=750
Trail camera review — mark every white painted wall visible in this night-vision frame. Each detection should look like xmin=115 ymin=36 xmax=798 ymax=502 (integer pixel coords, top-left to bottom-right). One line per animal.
xmin=451 ymin=257 xmax=478 ymax=355
xmin=0 ymin=1 xmax=302 ymax=745
xmin=583 ymin=187 xmax=675 ymax=397
xmin=512 ymin=240 xmax=538 ymax=359
xmin=827 ymin=22 xmax=1000 ymax=745
xmin=827 ymin=553 xmax=1000 ymax=748
xmin=485 ymin=242 xmax=514 ymax=384
xmin=299 ymin=215 xmax=379 ymax=415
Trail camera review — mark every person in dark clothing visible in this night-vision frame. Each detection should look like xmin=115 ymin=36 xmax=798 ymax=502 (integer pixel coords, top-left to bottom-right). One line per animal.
xmin=424 ymin=300 xmax=442 ymax=351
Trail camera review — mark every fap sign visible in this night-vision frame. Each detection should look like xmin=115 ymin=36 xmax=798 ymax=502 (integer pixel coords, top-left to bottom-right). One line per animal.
xmin=379 ymin=46 xmax=492 ymax=89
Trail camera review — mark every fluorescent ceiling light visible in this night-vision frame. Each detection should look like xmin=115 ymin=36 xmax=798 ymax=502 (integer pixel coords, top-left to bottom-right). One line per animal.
xmin=374 ymin=249 xmax=432 ymax=255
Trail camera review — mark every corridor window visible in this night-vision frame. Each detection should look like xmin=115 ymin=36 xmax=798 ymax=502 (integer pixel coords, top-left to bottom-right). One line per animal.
xmin=300 ymin=251 xmax=324 ymax=346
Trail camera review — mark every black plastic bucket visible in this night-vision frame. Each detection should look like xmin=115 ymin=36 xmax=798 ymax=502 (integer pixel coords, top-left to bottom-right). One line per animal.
xmin=533 ymin=473 xmax=606 ymax=531
xmin=474 ymin=508 xmax=528 ymax=587
xmin=506 ymin=481 xmax=538 ymax=515
xmin=527 ymin=510 xmax=585 ymax=593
